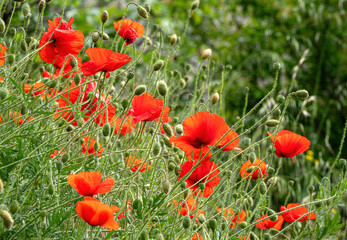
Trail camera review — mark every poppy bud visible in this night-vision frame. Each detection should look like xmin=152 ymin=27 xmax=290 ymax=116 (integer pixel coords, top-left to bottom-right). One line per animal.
xmin=8 ymin=55 xmax=15 ymax=65
xmin=57 ymin=119 xmax=66 ymax=127
xmin=9 ymin=27 xmax=16 ymax=35
xmin=0 ymin=88 xmax=9 ymax=100
xmin=0 ymin=18 xmax=5 ymax=33
xmin=92 ymin=32 xmax=100 ymax=43
xmin=240 ymin=221 xmax=248 ymax=228
xmin=161 ymin=180 xmax=170 ymax=194
xmin=0 ymin=209 xmax=14 ymax=230
xmin=264 ymin=233 xmax=271 ymax=240
xmin=276 ymin=95 xmax=285 ymax=104
xmin=134 ymin=85 xmax=147 ymax=95
xmin=180 ymin=182 xmax=187 ymax=189
xmin=295 ymin=89 xmax=309 ymax=99
xmin=232 ymin=192 xmax=239 ymax=199
xmin=288 ymin=180 xmax=294 ymax=186
xmin=174 ymin=166 xmax=181 ymax=176
xmin=137 ymin=5 xmax=148 ymax=19
xmin=152 ymin=142 xmax=161 ymax=156
xmin=162 ymin=123 xmax=173 ymax=137
xmin=170 ymin=34 xmax=177 ymax=45
xmin=202 ymin=48 xmax=212 ymax=59
xmin=182 ymin=216 xmax=191 ymax=228
xmin=20 ymin=39 xmax=27 ymax=52
xmin=39 ymin=210 xmax=46 ymax=218
xmin=307 ymin=185 xmax=315 ymax=193
xmin=198 ymin=214 xmax=206 ymax=223
xmin=266 ymin=119 xmax=279 ymax=127
xmin=102 ymin=32 xmax=109 ymax=41
xmin=101 ymin=10 xmax=109 ymax=24
xmin=249 ymin=152 xmax=256 ymax=162
xmin=139 ymin=230 xmax=147 ymax=240
xmin=102 ymin=123 xmax=111 ymax=137
xmin=133 ymin=199 xmax=141 ymax=210
xmin=268 ymin=210 xmax=278 ymax=221
xmin=246 ymin=197 xmax=253 ymax=206
xmin=190 ymin=0 xmax=200 ymax=11
xmin=199 ymin=183 xmax=205 ymax=190
xmin=38 ymin=0 xmax=45 ymax=12
xmin=259 ymin=181 xmax=267 ymax=195
xmin=163 ymin=136 xmax=173 ymax=148
xmin=94 ymin=140 xmax=100 ymax=152
xmin=157 ymin=80 xmax=168 ymax=97
xmin=175 ymin=124 xmax=183 ymax=134
xmin=77 ymin=117 xmax=84 ymax=127
xmin=211 ymin=93 xmax=219 ymax=105
xmin=73 ymin=73 xmax=81 ymax=85
xmin=9 ymin=200 xmax=19 ymax=214
xmin=339 ymin=158 xmax=346 ymax=168
xmin=168 ymin=162 xmax=175 ymax=171
xmin=20 ymin=104 xmax=27 ymax=115
xmin=22 ymin=3 xmax=31 ymax=17
xmin=56 ymin=162 xmax=63 ymax=171
xmin=267 ymin=167 xmax=275 ymax=175
xmin=179 ymin=78 xmax=186 ymax=88
xmin=273 ymin=62 xmax=281 ymax=71
xmin=153 ymin=60 xmax=165 ymax=71
xmin=48 ymin=183 xmax=55 ymax=195
xmin=208 ymin=219 xmax=217 ymax=230
xmin=66 ymin=125 xmax=74 ymax=132
xmin=70 ymin=57 xmax=77 ymax=68
xmin=267 ymin=145 xmax=275 ymax=153
xmin=0 ymin=179 xmax=3 ymax=193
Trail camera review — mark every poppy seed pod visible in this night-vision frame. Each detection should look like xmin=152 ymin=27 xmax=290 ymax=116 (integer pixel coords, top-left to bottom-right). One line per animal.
xmin=0 ymin=88 xmax=9 ymax=100
xmin=157 ymin=80 xmax=168 ymax=97
xmin=0 ymin=18 xmax=5 ymax=33
xmin=22 ymin=3 xmax=31 ymax=17
xmin=175 ymin=124 xmax=183 ymax=134
xmin=259 ymin=181 xmax=267 ymax=195
xmin=170 ymin=34 xmax=177 ymax=45
xmin=273 ymin=62 xmax=281 ymax=70
xmin=153 ymin=60 xmax=164 ymax=71
xmin=134 ymin=85 xmax=147 ymax=95
xmin=101 ymin=10 xmax=109 ymax=24
xmin=276 ymin=95 xmax=285 ymax=104
xmin=202 ymin=48 xmax=212 ymax=59
xmin=0 ymin=209 xmax=14 ymax=230
xmin=137 ymin=5 xmax=148 ymax=19
xmin=208 ymin=219 xmax=217 ymax=230
xmin=266 ymin=119 xmax=280 ymax=127
xmin=190 ymin=0 xmax=200 ymax=11
xmin=211 ymin=93 xmax=219 ymax=104
xmin=92 ymin=32 xmax=100 ymax=43
xmin=102 ymin=123 xmax=111 ymax=137
xmin=295 ymin=89 xmax=309 ymax=99
xmin=182 ymin=216 xmax=191 ymax=229
xmin=163 ymin=123 xmax=173 ymax=137
xmin=198 ymin=214 xmax=206 ymax=223
xmin=38 ymin=0 xmax=46 ymax=12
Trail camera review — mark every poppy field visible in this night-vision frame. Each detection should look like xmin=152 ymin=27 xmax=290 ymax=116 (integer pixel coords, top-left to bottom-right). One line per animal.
xmin=0 ymin=0 xmax=346 ymax=239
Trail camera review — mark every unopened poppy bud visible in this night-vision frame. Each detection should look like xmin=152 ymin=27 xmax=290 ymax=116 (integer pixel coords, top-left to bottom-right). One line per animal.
xmin=170 ymin=34 xmax=177 ymax=45
xmin=48 ymin=183 xmax=55 ymax=195
xmin=66 ymin=125 xmax=74 ymax=132
xmin=199 ymin=182 xmax=205 ymax=190
xmin=0 ymin=18 xmax=5 ymax=33
xmin=39 ymin=210 xmax=46 ymax=218
xmin=0 ymin=88 xmax=9 ymax=100
xmin=101 ymin=10 xmax=109 ymax=24
xmin=102 ymin=32 xmax=109 ymax=41
xmin=22 ymin=3 xmax=31 ymax=17
xmin=94 ymin=140 xmax=100 ymax=151
xmin=267 ymin=145 xmax=275 ymax=153
xmin=77 ymin=117 xmax=84 ymax=127
xmin=57 ymin=119 xmax=66 ymax=127
xmin=259 ymin=181 xmax=267 ymax=195
xmin=56 ymin=162 xmax=63 ymax=171
xmin=264 ymin=233 xmax=271 ymax=240
xmin=162 ymin=123 xmax=173 ymax=137
xmin=20 ymin=39 xmax=27 ymax=52
xmin=168 ymin=162 xmax=175 ymax=171
xmin=267 ymin=167 xmax=275 ymax=175
xmin=163 ymin=136 xmax=173 ymax=148
xmin=249 ymin=152 xmax=256 ymax=162
xmin=276 ymin=95 xmax=285 ymax=104
xmin=70 ymin=57 xmax=77 ymax=68
xmin=268 ymin=210 xmax=278 ymax=221
xmin=152 ymin=142 xmax=161 ymax=156
xmin=288 ymin=180 xmax=294 ymax=186
xmin=38 ymin=0 xmax=46 ymax=12
xmin=266 ymin=119 xmax=280 ymax=127
xmin=72 ymin=73 xmax=81 ymax=85
xmin=9 ymin=200 xmax=19 ymax=214
xmin=243 ymin=138 xmax=251 ymax=148
xmin=92 ymin=32 xmax=100 ymax=43
xmin=198 ymin=214 xmax=206 ymax=223
xmin=208 ymin=219 xmax=217 ymax=230
xmin=9 ymin=27 xmax=16 ymax=35
xmin=240 ymin=221 xmax=248 ymax=228
xmin=211 ymin=93 xmax=219 ymax=105
xmin=179 ymin=78 xmax=186 ymax=88
xmin=137 ymin=5 xmax=148 ymax=19
xmin=247 ymin=197 xmax=254 ymax=206
xmin=190 ymin=0 xmax=199 ymax=11
xmin=134 ymin=85 xmax=147 ymax=95
xmin=20 ymin=104 xmax=27 ymax=115
xmin=126 ymin=71 xmax=135 ymax=80
xmin=153 ymin=60 xmax=165 ymax=71
xmin=295 ymin=89 xmax=309 ymax=99
xmin=102 ymin=123 xmax=111 ymax=136
xmin=202 ymin=48 xmax=212 ymax=59
xmin=221 ymin=222 xmax=227 ymax=230
xmin=0 ymin=179 xmax=3 ymax=193
xmin=161 ymin=180 xmax=170 ymax=194
xmin=182 ymin=216 xmax=191 ymax=228
xmin=157 ymin=80 xmax=168 ymax=97
xmin=174 ymin=166 xmax=181 ymax=176
xmin=339 ymin=158 xmax=346 ymax=168
xmin=175 ymin=124 xmax=183 ymax=134
xmin=0 ymin=209 xmax=14 ymax=230
xmin=273 ymin=62 xmax=281 ymax=71
xmin=8 ymin=55 xmax=15 ymax=65
xmin=232 ymin=192 xmax=239 ymax=199
xmin=308 ymin=185 xmax=315 ymax=193
xmin=180 ymin=182 xmax=187 ymax=189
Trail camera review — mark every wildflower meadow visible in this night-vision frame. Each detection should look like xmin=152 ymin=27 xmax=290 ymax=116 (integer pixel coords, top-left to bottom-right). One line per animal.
xmin=0 ymin=0 xmax=346 ymax=239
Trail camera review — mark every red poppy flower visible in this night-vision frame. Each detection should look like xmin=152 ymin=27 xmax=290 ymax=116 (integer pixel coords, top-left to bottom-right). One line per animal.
xmin=280 ymin=203 xmax=316 ymax=223
xmin=39 ymin=17 xmax=84 ymax=67
xmin=76 ymin=197 xmax=120 ymax=231
xmin=216 ymin=207 xmax=247 ymax=228
xmin=24 ymin=82 xmax=49 ymax=100
xmin=240 ymin=159 xmax=268 ymax=180
xmin=126 ymin=155 xmax=153 ymax=172
xmin=192 ymin=233 xmax=203 ymax=240
xmin=81 ymin=48 xmax=131 ymax=77
xmin=238 ymin=237 xmax=251 ymax=240
xmin=50 ymin=148 xmax=65 ymax=158
xmin=67 ymin=171 xmax=114 ymax=196
xmin=116 ymin=200 xmax=132 ymax=220
xmin=256 ymin=214 xmax=284 ymax=230
xmin=81 ymin=136 xmax=104 ymax=156
xmin=10 ymin=111 xmax=34 ymax=125
xmin=0 ymin=44 xmax=8 ymax=66
xmin=127 ymin=93 xmax=171 ymax=125
xmin=268 ymin=130 xmax=310 ymax=163
xmin=170 ymin=111 xmax=240 ymax=163
xmin=113 ymin=19 xmax=144 ymax=45
xmin=178 ymin=160 xmax=220 ymax=198
xmin=172 ymin=195 xmax=205 ymax=222
xmin=110 ymin=116 xmax=136 ymax=136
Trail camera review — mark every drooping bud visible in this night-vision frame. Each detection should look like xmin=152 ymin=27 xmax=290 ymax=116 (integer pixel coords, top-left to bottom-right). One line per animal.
xmin=137 ymin=5 xmax=148 ymax=19
xmin=102 ymin=123 xmax=111 ymax=137
xmin=198 ymin=214 xmax=206 ymax=223
xmin=163 ymin=136 xmax=173 ymax=148
xmin=339 ymin=158 xmax=346 ymax=168
xmin=182 ymin=216 xmax=191 ymax=229
xmin=134 ymin=85 xmax=147 ymax=95
xmin=92 ymin=32 xmax=100 ymax=43
xmin=276 ymin=95 xmax=285 ymax=104
xmin=288 ymin=180 xmax=294 ymax=187
xmin=22 ymin=3 xmax=31 ymax=18
xmin=179 ymin=78 xmax=186 ymax=88
xmin=174 ymin=166 xmax=181 ymax=176
xmin=152 ymin=142 xmax=161 ymax=156
xmin=246 ymin=197 xmax=254 ymax=207
xmin=264 ymin=233 xmax=271 ymax=240
xmin=0 ymin=209 xmax=14 ymax=230
xmin=170 ymin=34 xmax=177 ymax=45
xmin=266 ymin=119 xmax=279 ymax=127
xmin=157 ymin=80 xmax=168 ymax=97
xmin=9 ymin=27 xmax=16 ymax=36
xmin=38 ymin=0 xmax=46 ymax=13
xmin=211 ymin=93 xmax=219 ymax=104
xmin=94 ymin=140 xmax=100 ymax=152
xmin=56 ymin=162 xmax=63 ymax=171
xmin=153 ymin=60 xmax=164 ymax=71
xmin=175 ymin=124 xmax=183 ymax=134
xmin=295 ymin=89 xmax=309 ymax=99
xmin=168 ymin=162 xmax=175 ymax=171
xmin=73 ymin=73 xmax=81 ymax=85
xmin=0 ymin=88 xmax=9 ymax=100
xmin=8 ymin=55 xmax=15 ymax=65
xmin=307 ymin=185 xmax=315 ymax=193
xmin=101 ymin=10 xmax=109 ymax=24
xmin=162 ymin=123 xmax=173 ymax=137
xmin=161 ymin=180 xmax=170 ymax=194
xmin=259 ymin=181 xmax=267 ymax=195
xmin=9 ymin=200 xmax=19 ymax=214
xmin=102 ymin=33 xmax=109 ymax=41
xmin=190 ymin=0 xmax=200 ymax=11
xmin=0 ymin=18 xmax=5 ymax=33
xmin=249 ymin=152 xmax=256 ymax=162
xmin=202 ymin=48 xmax=212 ymax=59
xmin=62 ymin=153 xmax=69 ymax=163
xmin=48 ymin=183 xmax=55 ymax=195
xmin=208 ymin=219 xmax=217 ymax=230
